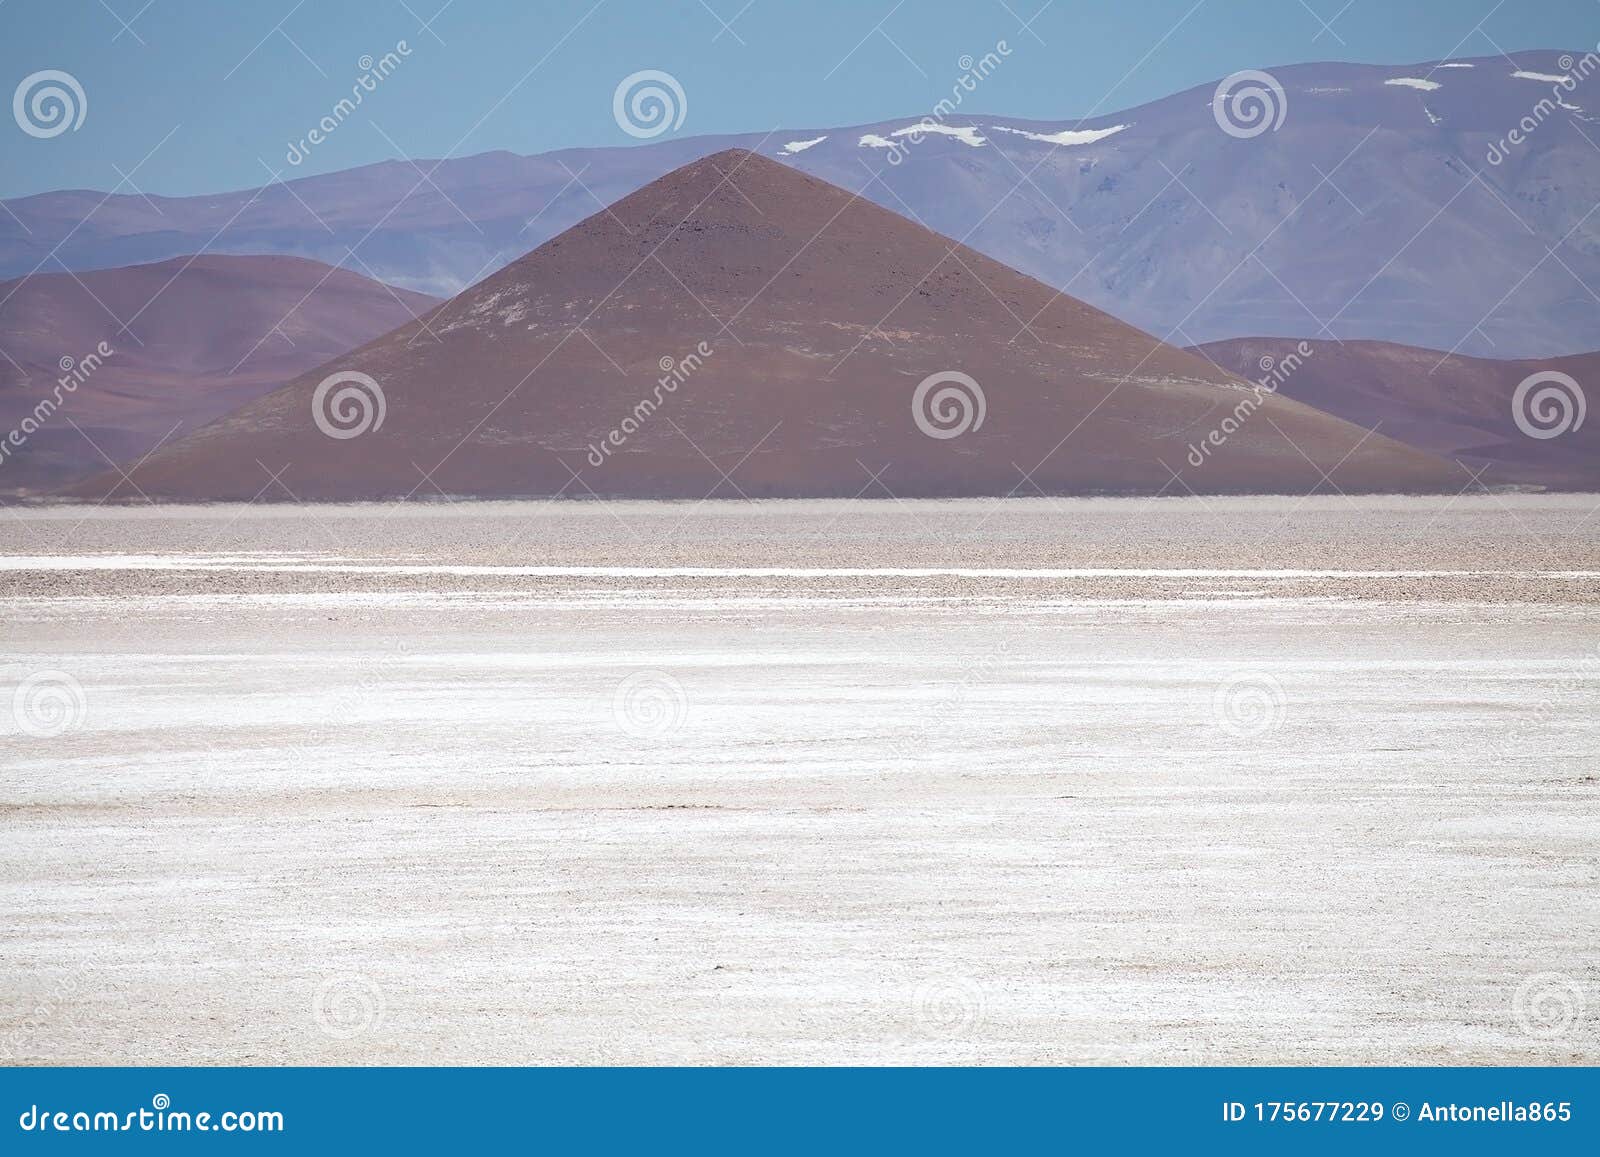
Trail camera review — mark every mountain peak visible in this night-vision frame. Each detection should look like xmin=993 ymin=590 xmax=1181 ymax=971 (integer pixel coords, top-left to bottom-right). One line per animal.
xmin=546 ymin=143 xmax=850 ymax=257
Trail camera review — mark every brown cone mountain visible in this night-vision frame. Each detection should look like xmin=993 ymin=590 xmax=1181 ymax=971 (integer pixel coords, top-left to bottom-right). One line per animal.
xmin=72 ymin=150 xmax=1459 ymax=502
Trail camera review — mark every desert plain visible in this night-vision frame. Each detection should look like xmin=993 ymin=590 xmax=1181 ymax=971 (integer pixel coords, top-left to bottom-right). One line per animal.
xmin=1 ymin=494 xmax=1596 ymax=1064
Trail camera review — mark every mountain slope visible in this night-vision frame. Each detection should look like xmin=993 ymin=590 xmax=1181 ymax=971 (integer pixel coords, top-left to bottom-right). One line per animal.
xmin=3 ymin=53 xmax=1595 ymax=357
xmin=68 ymin=150 xmax=1458 ymax=503
xmin=1194 ymin=337 xmax=1600 ymax=490
xmin=0 ymin=256 xmax=438 ymax=495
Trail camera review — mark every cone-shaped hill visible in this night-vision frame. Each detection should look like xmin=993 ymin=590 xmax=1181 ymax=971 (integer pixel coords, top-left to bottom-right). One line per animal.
xmin=71 ymin=149 xmax=1458 ymax=501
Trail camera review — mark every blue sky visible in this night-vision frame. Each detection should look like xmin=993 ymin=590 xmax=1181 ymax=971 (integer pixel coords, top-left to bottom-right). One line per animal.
xmin=0 ymin=0 xmax=1594 ymax=199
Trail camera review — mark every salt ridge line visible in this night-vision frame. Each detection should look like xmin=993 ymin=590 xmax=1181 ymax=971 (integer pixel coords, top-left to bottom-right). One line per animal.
xmin=2 ymin=557 xmax=1600 ymax=579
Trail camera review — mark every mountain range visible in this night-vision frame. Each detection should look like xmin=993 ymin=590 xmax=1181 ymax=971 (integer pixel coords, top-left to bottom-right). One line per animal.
xmin=66 ymin=151 xmax=1458 ymax=503
xmin=3 ymin=53 xmax=1595 ymax=359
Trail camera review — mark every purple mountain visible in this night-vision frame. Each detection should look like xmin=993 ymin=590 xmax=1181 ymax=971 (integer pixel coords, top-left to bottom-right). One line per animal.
xmin=1 ymin=53 xmax=1595 ymax=357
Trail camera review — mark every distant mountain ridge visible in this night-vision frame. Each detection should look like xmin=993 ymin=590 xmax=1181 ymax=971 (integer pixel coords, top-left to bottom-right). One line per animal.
xmin=2 ymin=53 xmax=1595 ymax=358
xmin=1194 ymin=336 xmax=1600 ymax=491
xmin=0 ymin=255 xmax=438 ymax=495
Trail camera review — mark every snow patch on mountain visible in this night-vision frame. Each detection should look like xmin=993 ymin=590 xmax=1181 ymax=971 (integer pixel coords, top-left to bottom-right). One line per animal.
xmin=858 ymin=134 xmax=895 ymax=148
xmin=1386 ymin=77 xmax=1442 ymax=91
xmin=889 ymin=123 xmax=986 ymax=147
xmin=991 ymin=123 xmax=1128 ymax=146
xmin=780 ymin=136 xmax=827 ymax=155
xmin=1512 ymin=70 xmax=1571 ymax=84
